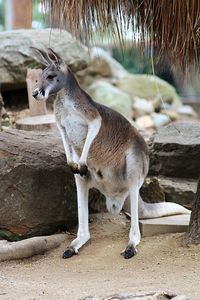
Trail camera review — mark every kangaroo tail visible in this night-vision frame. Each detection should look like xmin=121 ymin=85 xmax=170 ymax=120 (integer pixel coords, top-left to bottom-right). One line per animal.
xmin=139 ymin=196 xmax=190 ymax=219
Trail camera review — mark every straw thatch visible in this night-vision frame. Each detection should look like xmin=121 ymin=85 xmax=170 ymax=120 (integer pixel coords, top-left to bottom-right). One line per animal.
xmin=43 ymin=0 xmax=200 ymax=70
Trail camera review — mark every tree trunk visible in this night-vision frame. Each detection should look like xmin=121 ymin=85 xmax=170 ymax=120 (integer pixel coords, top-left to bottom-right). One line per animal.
xmin=0 ymin=233 xmax=68 ymax=261
xmin=0 ymin=93 xmax=3 ymax=131
xmin=184 ymin=178 xmax=200 ymax=245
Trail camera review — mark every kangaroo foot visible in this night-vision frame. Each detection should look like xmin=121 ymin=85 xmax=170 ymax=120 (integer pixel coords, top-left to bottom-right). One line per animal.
xmin=121 ymin=245 xmax=137 ymax=259
xmin=63 ymin=247 xmax=76 ymax=259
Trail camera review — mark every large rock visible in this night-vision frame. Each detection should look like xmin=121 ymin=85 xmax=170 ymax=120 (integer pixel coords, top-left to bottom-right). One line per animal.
xmin=116 ymin=74 xmax=182 ymax=107
xmin=141 ymin=176 xmax=197 ymax=208
xmin=0 ymin=129 xmax=76 ymax=240
xmin=77 ymin=47 xmax=128 ymax=88
xmin=89 ymin=47 xmax=128 ymax=79
xmin=0 ymin=29 xmax=89 ymax=90
xmin=159 ymin=176 xmax=197 ymax=208
xmin=149 ymin=122 xmax=200 ymax=178
xmin=87 ymin=80 xmax=133 ymax=121
xmin=0 ymin=129 xmax=102 ymax=241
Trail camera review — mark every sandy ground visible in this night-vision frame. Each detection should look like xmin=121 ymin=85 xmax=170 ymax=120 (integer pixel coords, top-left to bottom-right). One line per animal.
xmin=0 ymin=213 xmax=200 ymax=300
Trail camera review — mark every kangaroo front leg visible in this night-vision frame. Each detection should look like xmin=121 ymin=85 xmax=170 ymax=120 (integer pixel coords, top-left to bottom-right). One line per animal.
xmin=122 ymin=182 xmax=140 ymax=259
xmin=77 ymin=116 xmax=102 ymax=175
xmin=63 ymin=175 xmax=90 ymax=259
xmin=57 ymin=124 xmax=73 ymax=164
xmin=57 ymin=124 xmax=82 ymax=173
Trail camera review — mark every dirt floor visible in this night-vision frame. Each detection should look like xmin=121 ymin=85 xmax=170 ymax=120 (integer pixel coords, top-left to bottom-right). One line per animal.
xmin=0 ymin=213 xmax=200 ymax=300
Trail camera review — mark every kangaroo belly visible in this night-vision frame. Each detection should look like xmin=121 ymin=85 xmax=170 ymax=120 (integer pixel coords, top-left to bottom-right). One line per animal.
xmin=62 ymin=115 xmax=88 ymax=156
xmin=89 ymin=165 xmax=128 ymax=196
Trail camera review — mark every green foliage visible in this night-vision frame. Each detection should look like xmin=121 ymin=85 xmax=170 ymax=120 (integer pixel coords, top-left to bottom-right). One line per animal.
xmin=0 ymin=0 xmax=49 ymax=31
xmin=112 ymin=46 xmax=152 ymax=74
xmin=0 ymin=0 xmax=5 ymax=31
xmin=32 ymin=0 xmax=49 ymax=28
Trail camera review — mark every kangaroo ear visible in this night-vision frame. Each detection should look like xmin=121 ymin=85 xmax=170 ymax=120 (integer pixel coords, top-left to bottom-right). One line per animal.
xmin=47 ymin=48 xmax=64 ymax=66
xmin=30 ymin=47 xmax=51 ymax=66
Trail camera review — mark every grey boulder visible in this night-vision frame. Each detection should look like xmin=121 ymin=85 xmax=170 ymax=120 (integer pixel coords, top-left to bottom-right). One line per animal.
xmin=0 ymin=29 xmax=89 ymax=90
xmin=149 ymin=122 xmax=200 ymax=179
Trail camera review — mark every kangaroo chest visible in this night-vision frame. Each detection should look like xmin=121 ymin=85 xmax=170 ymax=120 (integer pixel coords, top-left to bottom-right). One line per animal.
xmin=55 ymin=99 xmax=88 ymax=155
xmin=63 ymin=113 xmax=88 ymax=147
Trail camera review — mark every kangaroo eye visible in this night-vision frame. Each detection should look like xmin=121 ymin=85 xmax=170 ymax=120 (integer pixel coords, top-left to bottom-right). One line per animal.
xmin=47 ymin=75 xmax=56 ymax=80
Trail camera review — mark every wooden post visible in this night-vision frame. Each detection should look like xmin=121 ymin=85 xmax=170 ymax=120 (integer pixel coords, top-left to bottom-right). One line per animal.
xmin=16 ymin=69 xmax=56 ymax=131
xmin=26 ymin=69 xmax=47 ymax=116
xmin=5 ymin=0 xmax=32 ymax=30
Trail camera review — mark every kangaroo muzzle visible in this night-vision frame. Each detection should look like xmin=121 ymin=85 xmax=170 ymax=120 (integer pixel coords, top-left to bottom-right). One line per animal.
xmin=32 ymin=90 xmax=39 ymax=98
xmin=32 ymin=88 xmax=46 ymax=100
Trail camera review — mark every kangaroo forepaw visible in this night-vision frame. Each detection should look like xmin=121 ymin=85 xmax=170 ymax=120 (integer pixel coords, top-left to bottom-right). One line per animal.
xmin=63 ymin=247 xmax=76 ymax=259
xmin=78 ymin=164 xmax=88 ymax=176
xmin=121 ymin=245 xmax=137 ymax=259
xmin=69 ymin=162 xmax=88 ymax=176
xmin=69 ymin=162 xmax=79 ymax=173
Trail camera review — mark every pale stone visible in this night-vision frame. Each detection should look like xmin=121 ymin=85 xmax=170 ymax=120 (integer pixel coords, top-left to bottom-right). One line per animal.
xmin=151 ymin=113 xmax=171 ymax=128
xmin=160 ymin=109 xmax=180 ymax=121
xmin=87 ymin=80 xmax=133 ymax=120
xmin=136 ymin=115 xmax=154 ymax=129
xmin=133 ymin=96 xmax=154 ymax=117
xmin=175 ymin=105 xmax=197 ymax=117
xmin=116 ymin=74 xmax=182 ymax=107
xmin=139 ymin=214 xmax=190 ymax=237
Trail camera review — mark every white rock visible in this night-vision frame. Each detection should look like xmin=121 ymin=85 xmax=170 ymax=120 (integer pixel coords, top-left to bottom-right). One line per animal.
xmin=152 ymin=113 xmax=171 ymax=128
xmin=136 ymin=115 xmax=154 ymax=129
xmin=175 ymin=105 xmax=197 ymax=117
xmin=133 ymin=97 xmax=154 ymax=117
xmin=160 ymin=109 xmax=179 ymax=121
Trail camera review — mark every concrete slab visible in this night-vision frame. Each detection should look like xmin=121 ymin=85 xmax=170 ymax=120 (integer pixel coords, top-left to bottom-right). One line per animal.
xmin=139 ymin=214 xmax=190 ymax=237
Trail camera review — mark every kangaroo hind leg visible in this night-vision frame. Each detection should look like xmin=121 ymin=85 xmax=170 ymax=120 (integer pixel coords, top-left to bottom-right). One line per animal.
xmin=122 ymin=180 xmax=140 ymax=259
xmin=63 ymin=175 xmax=90 ymax=258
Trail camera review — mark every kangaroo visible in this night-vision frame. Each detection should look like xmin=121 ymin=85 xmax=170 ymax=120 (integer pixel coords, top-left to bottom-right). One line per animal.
xmin=32 ymin=47 xmax=190 ymax=259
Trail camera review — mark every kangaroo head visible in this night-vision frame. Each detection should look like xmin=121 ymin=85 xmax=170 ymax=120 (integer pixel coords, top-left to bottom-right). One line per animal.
xmin=31 ymin=47 xmax=68 ymax=101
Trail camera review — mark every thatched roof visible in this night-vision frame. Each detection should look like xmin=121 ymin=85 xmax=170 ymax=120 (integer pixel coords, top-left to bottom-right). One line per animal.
xmin=43 ymin=0 xmax=200 ymax=71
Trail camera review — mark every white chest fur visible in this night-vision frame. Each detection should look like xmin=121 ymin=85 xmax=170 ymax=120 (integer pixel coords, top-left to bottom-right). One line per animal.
xmin=56 ymin=98 xmax=88 ymax=155
xmin=62 ymin=113 xmax=88 ymax=146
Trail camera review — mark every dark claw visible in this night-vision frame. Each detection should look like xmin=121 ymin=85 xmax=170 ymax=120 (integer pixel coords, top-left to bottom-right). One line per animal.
xmin=69 ymin=166 xmax=79 ymax=174
xmin=69 ymin=163 xmax=79 ymax=174
xmin=122 ymin=245 xmax=137 ymax=259
xmin=79 ymin=164 xmax=88 ymax=176
xmin=69 ymin=163 xmax=88 ymax=176
xmin=63 ymin=247 xmax=76 ymax=259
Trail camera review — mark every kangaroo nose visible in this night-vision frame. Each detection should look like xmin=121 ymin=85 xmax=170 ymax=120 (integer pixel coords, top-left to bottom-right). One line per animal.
xmin=32 ymin=90 xmax=39 ymax=98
